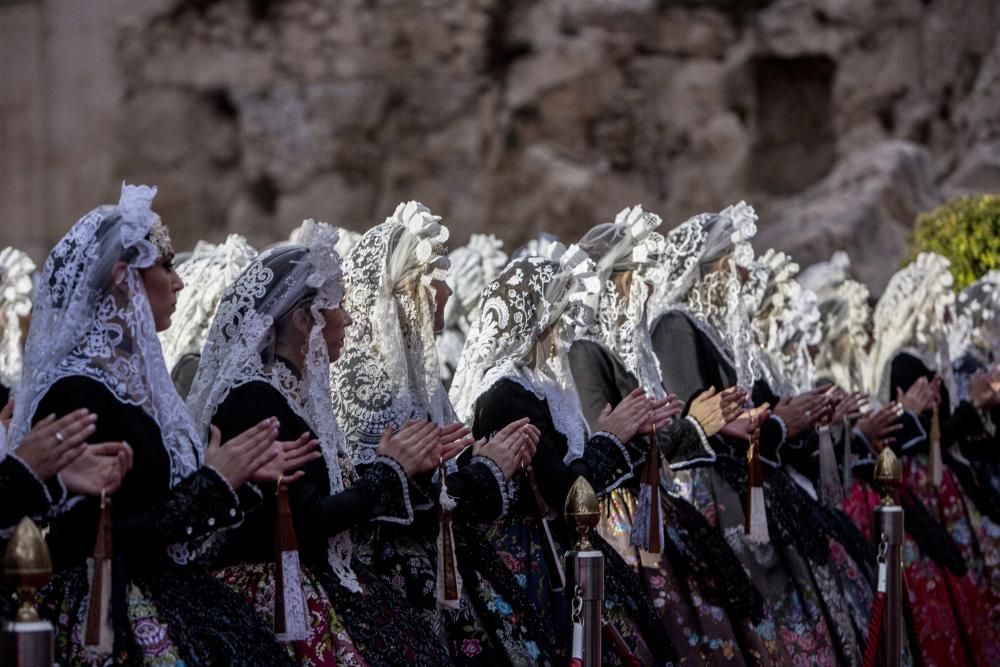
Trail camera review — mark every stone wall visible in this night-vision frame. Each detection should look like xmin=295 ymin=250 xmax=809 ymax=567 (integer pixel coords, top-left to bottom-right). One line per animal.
xmin=2 ymin=0 xmax=998 ymax=290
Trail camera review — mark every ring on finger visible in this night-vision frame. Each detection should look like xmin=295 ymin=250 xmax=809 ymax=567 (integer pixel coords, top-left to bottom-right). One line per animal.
xmin=55 ymin=431 xmax=65 ymax=443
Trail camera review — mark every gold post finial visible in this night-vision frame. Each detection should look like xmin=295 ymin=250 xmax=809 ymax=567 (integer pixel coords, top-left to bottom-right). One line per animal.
xmin=873 ymin=447 xmax=902 ymax=507
xmin=564 ymin=477 xmax=600 ymax=551
xmin=3 ymin=517 xmax=53 ymax=622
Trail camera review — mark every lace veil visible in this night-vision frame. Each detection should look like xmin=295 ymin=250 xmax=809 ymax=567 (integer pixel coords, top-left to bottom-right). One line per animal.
xmin=159 ymin=234 xmax=257 ymax=371
xmin=438 ymin=234 xmax=508 ymax=385
xmin=647 ymin=202 xmax=760 ymax=388
xmin=8 ymin=183 xmax=201 ymax=488
xmin=0 ymin=247 xmax=35 ymax=390
xmin=330 ymin=202 xmax=453 ymax=465
xmin=186 ymin=221 xmax=360 ymax=590
xmin=951 ymin=270 xmax=1000 ymax=367
xmin=749 ymin=249 xmax=819 ymax=395
xmin=866 ymin=252 xmax=956 ymax=406
xmin=449 ymin=244 xmax=601 ymax=462
xmin=576 ymin=205 xmax=667 ymax=397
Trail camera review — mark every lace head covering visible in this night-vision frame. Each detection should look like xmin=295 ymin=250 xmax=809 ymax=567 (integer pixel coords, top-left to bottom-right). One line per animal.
xmin=866 ymin=252 xmax=956 ymax=406
xmin=330 ymin=202 xmax=453 ymax=465
xmin=798 ymin=253 xmax=872 ymax=391
xmin=576 ymin=205 xmax=667 ymax=397
xmin=186 ymin=221 xmax=360 ymax=589
xmin=648 ymin=201 xmax=760 ymax=387
xmin=450 ymin=244 xmax=600 ymax=462
xmin=438 ymin=234 xmax=508 ymax=386
xmin=0 ymin=247 xmax=36 ymax=389
xmin=289 ymin=221 xmax=361 ymax=259
xmin=8 ymin=183 xmax=201 ymax=487
xmin=159 ymin=234 xmax=257 ymax=371
xmin=510 ymin=232 xmax=561 ymax=261
xmin=749 ymin=249 xmax=819 ymax=395
xmin=951 ymin=270 xmax=1000 ymax=367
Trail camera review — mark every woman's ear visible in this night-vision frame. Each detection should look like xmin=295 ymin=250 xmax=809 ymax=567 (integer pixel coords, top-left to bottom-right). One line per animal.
xmin=291 ymin=307 xmax=312 ymax=336
xmin=110 ymin=261 xmax=130 ymax=290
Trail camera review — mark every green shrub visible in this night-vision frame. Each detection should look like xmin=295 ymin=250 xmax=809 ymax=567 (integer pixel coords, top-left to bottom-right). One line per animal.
xmin=907 ymin=195 xmax=1000 ymax=290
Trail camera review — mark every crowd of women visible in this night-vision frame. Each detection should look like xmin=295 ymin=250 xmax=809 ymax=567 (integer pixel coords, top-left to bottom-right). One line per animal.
xmin=0 ymin=182 xmax=997 ymax=666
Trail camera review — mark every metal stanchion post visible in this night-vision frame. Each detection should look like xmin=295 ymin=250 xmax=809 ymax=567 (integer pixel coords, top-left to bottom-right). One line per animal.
xmin=564 ymin=478 xmax=604 ymax=667
xmin=873 ymin=448 xmax=904 ymax=667
xmin=1 ymin=518 xmax=54 ymax=667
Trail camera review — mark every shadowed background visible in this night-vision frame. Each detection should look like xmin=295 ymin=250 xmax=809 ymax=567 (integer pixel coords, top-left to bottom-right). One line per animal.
xmin=2 ymin=0 xmax=998 ymax=291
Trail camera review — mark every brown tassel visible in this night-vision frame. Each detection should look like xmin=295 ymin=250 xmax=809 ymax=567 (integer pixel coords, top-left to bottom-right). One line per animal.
xmin=84 ymin=489 xmax=113 ymax=653
xmin=929 ymin=405 xmax=942 ymax=488
xmin=630 ymin=427 xmax=663 ymax=554
xmin=526 ymin=465 xmax=566 ymax=590
xmin=744 ymin=429 xmax=769 ymax=544
xmin=436 ymin=463 xmax=461 ymax=609
xmin=274 ymin=480 xmax=308 ymax=641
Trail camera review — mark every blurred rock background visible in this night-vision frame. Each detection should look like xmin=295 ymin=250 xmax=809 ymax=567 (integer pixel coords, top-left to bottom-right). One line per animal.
xmin=2 ymin=0 xmax=998 ymax=291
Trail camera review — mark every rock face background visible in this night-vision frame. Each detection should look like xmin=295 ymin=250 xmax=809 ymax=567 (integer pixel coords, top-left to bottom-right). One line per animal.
xmin=2 ymin=0 xmax=999 ymax=291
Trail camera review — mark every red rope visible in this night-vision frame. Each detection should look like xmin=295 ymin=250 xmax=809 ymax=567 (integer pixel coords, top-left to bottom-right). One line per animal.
xmin=862 ymin=591 xmax=887 ymax=667
xmin=602 ymin=621 xmax=640 ymax=667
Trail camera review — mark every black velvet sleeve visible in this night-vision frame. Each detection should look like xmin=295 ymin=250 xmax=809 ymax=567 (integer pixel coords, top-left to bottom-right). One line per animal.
xmin=473 ymin=379 xmax=639 ymax=514
xmin=445 ymin=459 xmax=507 ymax=526
xmin=34 ymin=376 xmax=246 ymax=567
xmin=213 ymin=381 xmax=413 ymax=561
xmin=0 ymin=454 xmax=66 ymax=534
xmin=569 ymin=339 xmax=714 ymax=468
xmin=651 ymin=311 xmax=713 ymax=405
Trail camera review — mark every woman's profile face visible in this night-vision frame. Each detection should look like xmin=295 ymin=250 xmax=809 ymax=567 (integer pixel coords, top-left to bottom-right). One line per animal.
xmin=321 ymin=306 xmax=353 ymax=361
xmin=431 ymin=279 xmax=452 ymax=335
xmin=139 ymin=255 xmax=184 ymax=332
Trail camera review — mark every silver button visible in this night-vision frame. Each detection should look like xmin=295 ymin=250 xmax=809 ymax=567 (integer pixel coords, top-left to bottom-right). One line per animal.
xmin=207 ymin=518 xmax=216 ymax=527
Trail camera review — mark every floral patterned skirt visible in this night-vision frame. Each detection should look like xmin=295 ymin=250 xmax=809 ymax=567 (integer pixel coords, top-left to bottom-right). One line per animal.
xmin=490 ymin=512 xmax=661 ymax=666
xmin=355 ymin=522 xmax=548 ymax=666
xmin=599 ymin=487 xmax=776 ymax=666
xmin=215 ymin=562 xmax=367 ymax=666
xmin=685 ymin=466 xmax=840 ymax=666
xmin=39 ymin=561 xmax=295 ymax=666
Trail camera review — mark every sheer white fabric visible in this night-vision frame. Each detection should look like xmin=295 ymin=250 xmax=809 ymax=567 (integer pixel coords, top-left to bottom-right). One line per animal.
xmin=800 ymin=253 xmax=872 ymax=392
xmin=331 ymin=202 xmax=454 ymax=465
xmin=749 ymin=249 xmax=819 ymax=395
xmin=7 ymin=184 xmax=201 ymax=489
xmin=159 ymin=234 xmax=256 ymax=371
xmin=186 ymin=220 xmax=361 ymax=591
xmin=866 ymin=252 xmax=956 ymax=406
xmin=449 ymin=245 xmax=601 ymax=463
xmin=647 ymin=201 xmax=761 ymax=388
xmin=576 ymin=205 xmax=666 ymax=397
xmin=0 ymin=247 xmax=35 ymax=390
xmin=438 ymin=234 xmax=508 ymax=383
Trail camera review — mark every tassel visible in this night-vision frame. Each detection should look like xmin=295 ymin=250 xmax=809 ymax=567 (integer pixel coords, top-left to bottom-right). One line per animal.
xmin=928 ymin=405 xmax=942 ymax=488
xmin=526 ymin=465 xmax=565 ymax=590
xmin=818 ymin=425 xmax=844 ymax=507
xmin=630 ymin=427 xmax=663 ymax=554
xmin=436 ymin=463 xmax=462 ymax=609
xmin=842 ymin=414 xmax=853 ymax=493
xmin=744 ymin=430 xmax=770 ymax=544
xmin=274 ymin=481 xmax=309 ymax=642
xmin=84 ymin=490 xmax=113 ymax=654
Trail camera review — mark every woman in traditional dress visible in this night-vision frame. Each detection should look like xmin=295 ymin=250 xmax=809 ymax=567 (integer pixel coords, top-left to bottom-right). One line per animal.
xmin=646 ymin=203 xmax=853 ymax=665
xmin=7 ymin=183 xmax=303 ymax=665
xmin=452 ymin=241 xmax=678 ymax=666
xmin=159 ymin=234 xmax=256 ymax=398
xmin=863 ymin=252 xmax=1000 ymax=664
xmin=566 ymin=205 xmax=774 ymax=665
xmin=331 ymin=202 xmax=550 ymax=665
xmin=188 ymin=220 xmax=454 ymax=666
